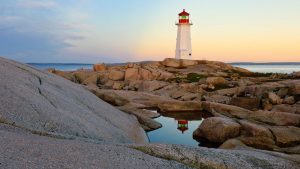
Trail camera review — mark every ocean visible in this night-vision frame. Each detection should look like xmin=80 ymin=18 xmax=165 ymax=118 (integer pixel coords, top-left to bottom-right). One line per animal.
xmin=28 ymin=62 xmax=300 ymax=74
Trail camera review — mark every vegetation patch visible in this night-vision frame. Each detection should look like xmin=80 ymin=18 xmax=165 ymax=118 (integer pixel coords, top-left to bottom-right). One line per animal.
xmin=72 ymin=73 xmax=83 ymax=84
xmin=168 ymin=73 xmax=206 ymax=83
xmin=186 ymin=73 xmax=206 ymax=83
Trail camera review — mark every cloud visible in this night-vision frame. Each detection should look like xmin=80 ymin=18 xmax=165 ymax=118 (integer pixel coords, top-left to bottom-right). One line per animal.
xmin=18 ymin=0 xmax=58 ymax=9
xmin=0 ymin=1 xmax=105 ymax=62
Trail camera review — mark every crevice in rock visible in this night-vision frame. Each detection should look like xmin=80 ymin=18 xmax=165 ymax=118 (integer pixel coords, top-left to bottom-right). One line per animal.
xmin=267 ymin=127 xmax=278 ymax=145
xmin=38 ymin=77 xmax=42 ymax=85
xmin=38 ymin=92 xmax=57 ymax=108
xmin=38 ymin=88 xmax=42 ymax=95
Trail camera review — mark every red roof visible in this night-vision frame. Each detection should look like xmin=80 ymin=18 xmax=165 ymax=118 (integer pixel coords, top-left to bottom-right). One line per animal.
xmin=179 ymin=9 xmax=190 ymax=16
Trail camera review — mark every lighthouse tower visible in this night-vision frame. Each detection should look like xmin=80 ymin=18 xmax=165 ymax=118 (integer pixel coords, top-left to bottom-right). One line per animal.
xmin=175 ymin=9 xmax=193 ymax=59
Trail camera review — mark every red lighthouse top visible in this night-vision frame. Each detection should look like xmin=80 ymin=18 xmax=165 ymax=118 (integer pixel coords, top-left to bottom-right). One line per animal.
xmin=178 ymin=9 xmax=190 ymax=24
xmin=179 ymin=9 xmax=190 ymax=16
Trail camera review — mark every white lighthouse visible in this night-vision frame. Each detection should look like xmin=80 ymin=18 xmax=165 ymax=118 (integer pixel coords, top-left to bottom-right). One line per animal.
xmin=175 ymin=9 xmax=193 ymax=60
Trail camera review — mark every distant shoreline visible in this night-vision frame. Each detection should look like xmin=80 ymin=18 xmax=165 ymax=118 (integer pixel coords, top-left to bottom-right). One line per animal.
xmin=230 ymin=62 xmax=300 ymax=65
xmin=27 ymin=62 xmax=300 ymax=65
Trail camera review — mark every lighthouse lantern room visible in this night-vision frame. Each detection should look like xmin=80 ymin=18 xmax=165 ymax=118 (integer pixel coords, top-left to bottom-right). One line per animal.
xmin=175 ymin=9 xmax=193 ymax=60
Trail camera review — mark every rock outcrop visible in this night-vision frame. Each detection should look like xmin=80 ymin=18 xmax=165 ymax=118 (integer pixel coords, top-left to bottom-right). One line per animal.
xmin=0 ymin=57 xmax=147 ymax=144
xmin=93 ymin=63 xmax=107 ymax=71
xmin=1 ymin=57 xmax=300 ymax=168
xmin=193 ymin=117 xmax=242 ymax=143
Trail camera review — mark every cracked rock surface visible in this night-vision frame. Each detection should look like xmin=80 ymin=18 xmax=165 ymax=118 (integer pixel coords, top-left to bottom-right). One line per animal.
xmin=0 ymin=57 xmax=147 ymax=144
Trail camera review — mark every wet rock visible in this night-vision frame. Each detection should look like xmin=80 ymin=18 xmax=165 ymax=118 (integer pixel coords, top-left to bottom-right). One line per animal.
xmin=269 ymin=126 xmax=300 ymax=147
xmin=193 ymin=117 xmax=241 ymax=143
xmin=158 ymin=101 xmax=202 ymax=112
xmin=93 ymin=63 xmax=107 ymax=71
xmin=108 ymin=70 xmax=125 ymax=81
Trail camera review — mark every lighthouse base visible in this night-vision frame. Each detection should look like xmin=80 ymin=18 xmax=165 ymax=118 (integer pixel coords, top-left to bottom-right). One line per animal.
xmin=175 ymin=50 xmax=192 ymax=60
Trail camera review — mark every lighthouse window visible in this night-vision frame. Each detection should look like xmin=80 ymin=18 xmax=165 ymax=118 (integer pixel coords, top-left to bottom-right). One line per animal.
xmin=189 ymin=53 xmax=191 ymax=56
xmin=181 ymin=16 xmax=188 ymax=19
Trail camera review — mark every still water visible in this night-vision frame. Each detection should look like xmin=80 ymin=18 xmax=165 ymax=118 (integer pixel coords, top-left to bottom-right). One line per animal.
xmin=147 ymin=112 xmax=211 ymax=147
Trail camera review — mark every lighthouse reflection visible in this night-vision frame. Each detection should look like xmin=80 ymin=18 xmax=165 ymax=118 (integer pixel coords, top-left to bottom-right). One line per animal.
xmin=177 ymin=120 xmax=189 ymax=134
xmin=147 ymin=111 xmax=212 ymax=147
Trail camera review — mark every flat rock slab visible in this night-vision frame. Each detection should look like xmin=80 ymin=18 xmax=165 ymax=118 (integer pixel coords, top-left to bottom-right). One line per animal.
xmin=132 ymin=144 xmax=300 ymax=169
xmin=0 ymin=124 xmax=189 ymax=169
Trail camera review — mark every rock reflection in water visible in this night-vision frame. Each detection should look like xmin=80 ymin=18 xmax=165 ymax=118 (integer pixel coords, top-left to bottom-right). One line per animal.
xmin=147 ymin=111 xmax=212 ymax=147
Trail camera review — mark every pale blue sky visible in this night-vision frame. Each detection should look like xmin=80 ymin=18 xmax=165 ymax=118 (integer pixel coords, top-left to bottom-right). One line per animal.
xmin=0 ymin=0 xmax=300 ymax=63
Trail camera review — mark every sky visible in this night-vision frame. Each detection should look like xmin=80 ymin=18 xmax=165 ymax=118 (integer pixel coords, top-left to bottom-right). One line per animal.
xmin=0 ymin=0 xmax=300 ymax=63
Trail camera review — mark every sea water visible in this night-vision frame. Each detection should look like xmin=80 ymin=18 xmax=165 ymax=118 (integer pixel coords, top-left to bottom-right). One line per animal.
xmin=29 ymin=63 xmax=300 ymax=73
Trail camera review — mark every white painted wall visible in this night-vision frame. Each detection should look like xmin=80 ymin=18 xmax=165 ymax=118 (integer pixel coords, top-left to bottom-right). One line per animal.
xmin=175 ymin=24 xmax=192 ymax=59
